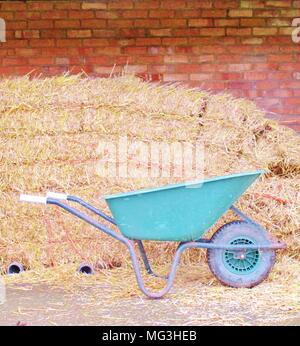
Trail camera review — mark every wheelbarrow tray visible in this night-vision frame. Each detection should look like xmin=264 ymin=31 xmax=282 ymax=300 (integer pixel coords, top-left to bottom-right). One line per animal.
xmin=103 ymin=170 xmax=264 ymax=242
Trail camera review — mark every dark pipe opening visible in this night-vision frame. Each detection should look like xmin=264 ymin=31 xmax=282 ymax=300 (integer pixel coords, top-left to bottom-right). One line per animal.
xmin=7 ymin=262 xmax=24 ymax=275
xmin=77 ymin=264 xmax=94 ymax=275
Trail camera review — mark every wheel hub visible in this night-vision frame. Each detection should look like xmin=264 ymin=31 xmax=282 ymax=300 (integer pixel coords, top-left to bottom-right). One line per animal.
xmin=223 ymin=237 xmax=260 ymax=275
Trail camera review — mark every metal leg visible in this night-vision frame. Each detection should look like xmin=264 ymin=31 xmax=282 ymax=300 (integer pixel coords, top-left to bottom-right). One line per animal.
xmin=135 ymin=240 xmax=168 ymax=280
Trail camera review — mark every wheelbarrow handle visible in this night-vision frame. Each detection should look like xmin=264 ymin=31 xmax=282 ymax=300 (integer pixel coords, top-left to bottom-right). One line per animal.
xmin=46 ymin=191 xmax=68 ymax=200
xmin=20 ymin=194 xmax=47 ymax=204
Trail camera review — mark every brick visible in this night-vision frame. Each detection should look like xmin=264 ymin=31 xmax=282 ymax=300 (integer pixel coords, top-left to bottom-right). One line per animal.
xmin=190 ymin=55 xmax=214 ymax=63
xmin=227 ymin=28 xmax=252 ymax=36
xmin=228 ymin=9 xmax=253 ymax=17
xmin=267 ymin=18 xmax=292 ymax=27
xmin=241 ymin=1 xmax=267 ymax=8
xmin=188 ymin=19 xmax=213 ymax=27
xmin=149 ymin=29 xmax=172 ymax=37
xmin=15 ymin=30 xmax=40 ymax=39
xmin=214 ymin=19 xmax=239 ymax=27
xmin=136 ymin=38 xmax=161 ymax=45
xmin=94 ymin=29 xmax=117 ymax=38
xmin=200 ymin=81 xmax=226 ymax=89
xmin=15 ymin=48 xmax=41 ymax=57
xmin=55 ymin=2 xmax=81 ymax=10
xmin=0 ymin=67 xmax=15 ymax=75
xmin=0 ymin=11 xmax=14 ymax=20
xmin=241 ymin=37 xmax=264 ymax=44
xmin=82 ymin=2 xmax=107 ymax=10
xmin=3 ymin=39 xmax=29 ymax=48
xmin=190 ymin=73 xmax=213 ymax=80
xmin=30 ymin=39 xmax=55 ymax=47
xmin=55 ymin=57 xmax=70 ymax=65
xmin=134 ymin=19 xmax=160 ymax=28
xmin=200 ymin=28 xmax=225 ymax=36
xmin=280 ymin=9 xmax=300 ymax=17
xmin=6 ymin=21 xmax=27 ymax=30
xmin=1 ymin=3 xmax=26 ymax=11
xmin=136 ymin=55 xmax=162 ymax=64
xmin=216 ymin=0 xmax=239 ymax=7
xmin=164 ymin=55 xmax=189 ymax=63
xmin=15 ymin=11 xmax=41 ymax=20
xmin=254 ymin=9 xmax=280 ymax=17
xmin=244 ymin=72 xmax=267 ymax=80
xmin=67 ymin=30 xmax=92 ymax=38
xmin=162 ymin=37 xmax=188 ymax=45
xmin=269 ymin=72 xmax=291 ymax=79
xmin=119 ymin=28 xmax=146 ymax=37
xmin=69 ymin=10 xmax=95 ymax=19
xmin=108 ymin=0 xmax=134 ymax=9
xmin=82 ymin=38 xmax=109 ymax=47
xmin=269 ymin=54 xmax=294 ymax=62
xmin=81 ymin=19 xmax=106 ymax=28
xmin=186 ymin=1 xmax=213 ymax=8
xmin=253 ymin=27 xmax=278 ymax=35
xmin=175 ymin=10 xmax=200 ymax=18
xmin=174 ymin=28 xmax=201 ymax=36
xmin=124 ymin=65 xmax=147 ymax=73
xmin=265 ymin=0 xmax=292 ymax=7
xmin=240 ymin=18 xmax=266 ymax=26
xmin=227 ymin=63 xmax=252 ymax=72
xmin=149 ymin=10 xmax=174 ymax=18
xmin=135 ymin=1 xmax=160 ymax=9
xmin=94 ymin=65 xmax=123 ymax=74
xmin=41 ymin=11 xmax=68 ymax=19
xmin=163 ymin=74 xmax=189 ymax=81
xmin=161 ymin=0 xmax=187 ymax=9
xmin=227 ymin=81 xmax=254 ymax=89
xmin=28 ymin=20 xmax=54 ymax=29
xmin=191 ymin=44 xmax=225 ymax=54
xmin=40 ymin=29 xmax=66 ymax=39
xmin=161 ymin=19 xmax=187 ymax=27
xmin=202 ymin=10 xmax=227 ymax=17
xmin=278 ymin=27 xmax=294 ymax=35
xmin=29 ymin=57 xmax=54 ymax=65
xmin=175 ymin=64 xmax=203 ymax=73
xmin=27 ymin=2 xmax=53 ymax=10
xmin=123 ymin=46 xmax=148 ymax=55
xmin=55 ymin=20 xmax=81 ymax=28
xmin=94 ymin=46 xmax=121 ymax=55
xmin=123 ymin=10 xmax=148 ymax=18
xmin=3 ymin=56 xmax=28 ymax=66
xmin=95 ymin=11 xmax=120 ymax=19
xmin=57 ymin=39 xmax=82 ymax=47
xmin=108 ymin=20 xmax=134 ymax=28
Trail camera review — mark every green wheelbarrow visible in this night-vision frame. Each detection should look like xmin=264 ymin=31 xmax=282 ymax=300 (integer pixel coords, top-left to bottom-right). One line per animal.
xmin=20 ymin=170 xmax=285 ymax=298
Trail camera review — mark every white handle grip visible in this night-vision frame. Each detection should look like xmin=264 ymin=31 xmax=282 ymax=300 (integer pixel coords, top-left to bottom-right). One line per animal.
xmin=20 ymin=194 xmax=47 ymax=204
xmin=46 ymin=192 xmax=68 ymax=200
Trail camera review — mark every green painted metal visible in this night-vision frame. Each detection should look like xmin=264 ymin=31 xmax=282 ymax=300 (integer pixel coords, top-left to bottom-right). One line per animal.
xmin=223 ymin=237 xmax=260 ymax=275
xmin=103 ymin=170 xmax=265 ymax=241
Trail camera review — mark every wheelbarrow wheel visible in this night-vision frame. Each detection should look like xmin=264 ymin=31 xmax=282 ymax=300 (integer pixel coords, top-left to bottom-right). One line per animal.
xmin=207 ymin=221 xmax=276 ymax=288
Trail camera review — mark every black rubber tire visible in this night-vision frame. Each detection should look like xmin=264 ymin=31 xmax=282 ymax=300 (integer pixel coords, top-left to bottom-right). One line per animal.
xmin=207 ymin=221 xmax=276 ymax=288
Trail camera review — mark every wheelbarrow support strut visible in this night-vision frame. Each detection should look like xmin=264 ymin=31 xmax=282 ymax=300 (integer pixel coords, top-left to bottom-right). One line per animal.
xmin=20 ymin=193 xmax=286 ymax=299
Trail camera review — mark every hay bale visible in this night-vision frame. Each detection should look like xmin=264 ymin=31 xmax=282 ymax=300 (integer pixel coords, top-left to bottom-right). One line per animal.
xmin=0 ymin=74 xmax=299 ymax=277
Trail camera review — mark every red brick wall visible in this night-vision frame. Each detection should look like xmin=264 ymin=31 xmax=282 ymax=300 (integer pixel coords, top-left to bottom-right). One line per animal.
xmin=0 ymin=0 xmax=300 ymax=131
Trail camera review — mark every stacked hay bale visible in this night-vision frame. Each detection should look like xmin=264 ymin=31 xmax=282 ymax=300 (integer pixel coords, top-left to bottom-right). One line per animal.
xmin=0 ymin=75 xmax=299 ymax=275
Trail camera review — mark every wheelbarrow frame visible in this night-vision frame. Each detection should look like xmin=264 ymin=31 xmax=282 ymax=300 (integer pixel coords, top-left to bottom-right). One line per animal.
xmin=20 ymin=192 xmax=285 ymax=299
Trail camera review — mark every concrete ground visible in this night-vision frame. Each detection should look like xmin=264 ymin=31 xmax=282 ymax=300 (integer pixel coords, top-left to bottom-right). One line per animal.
xmin=0 ymin=282 xmax=299 ymax=326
